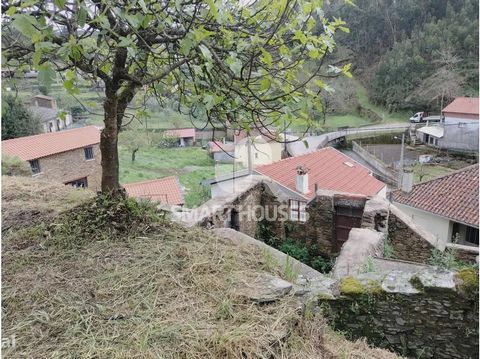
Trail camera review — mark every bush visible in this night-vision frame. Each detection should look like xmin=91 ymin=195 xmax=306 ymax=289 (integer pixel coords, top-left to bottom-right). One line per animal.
xmin=1 ymin=155 xmax=31 ymax=176
xmin=279 ymin=240 xmax=310 ymax=264
xmin=2 ymin=95 xmax=41 ymax=140
xmin=46 ymin=194 xmax=161 ymax=248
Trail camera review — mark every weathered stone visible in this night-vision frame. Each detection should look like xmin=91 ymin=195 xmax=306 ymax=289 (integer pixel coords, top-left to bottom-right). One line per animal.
xmin=236 ymin=272 xmax=292 ymax=303
xmin=415 ymin=268 xmax=456 ymax=291
xmin=381 ymin=270 xmax=420 ymax=294
xmin=332 ymin=228 xmax=384 ymax=278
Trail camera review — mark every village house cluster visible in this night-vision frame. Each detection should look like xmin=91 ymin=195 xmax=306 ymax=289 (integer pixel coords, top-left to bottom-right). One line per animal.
xmin=2 ymin=96 xmax=479 ymax=258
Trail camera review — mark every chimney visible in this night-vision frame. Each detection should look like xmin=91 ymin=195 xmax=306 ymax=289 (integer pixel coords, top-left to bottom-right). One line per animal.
xmin=401 ymin=168 xmax=414 ymax=193
xmin=295 ymin=166 xmax=309 ymax=194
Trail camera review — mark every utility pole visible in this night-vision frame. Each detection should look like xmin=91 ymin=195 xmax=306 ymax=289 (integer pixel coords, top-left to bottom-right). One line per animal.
xmin=247 ymin=135 xmax=253 ymax=175
xmin=398 ymin=133 xmax=405 ymax=187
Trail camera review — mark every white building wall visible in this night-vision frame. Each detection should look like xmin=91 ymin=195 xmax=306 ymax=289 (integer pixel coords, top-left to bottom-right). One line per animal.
xmin=234 ymin=141 xmax=282 ymax=167
xmin=440 ymin=115 xmax=479 ymax=151
xmin=393 ymin=202 xmax=452 ymax=247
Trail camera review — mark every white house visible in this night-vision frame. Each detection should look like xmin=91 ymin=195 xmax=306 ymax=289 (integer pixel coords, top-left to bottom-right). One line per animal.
xmin=392 ymin=165 xmax=479 ymax=248
xmin=417 ymin=97 xmax=479 ymax=151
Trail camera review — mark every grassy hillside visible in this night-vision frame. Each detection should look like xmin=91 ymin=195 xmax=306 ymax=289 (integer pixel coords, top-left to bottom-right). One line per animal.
xmin=118 ymin=146 xmax=237 ymax=208
xmin=2 ymin=176 xmax=401 ymax=358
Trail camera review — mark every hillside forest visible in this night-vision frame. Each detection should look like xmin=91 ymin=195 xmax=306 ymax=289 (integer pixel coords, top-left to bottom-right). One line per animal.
xmin=328 ymin=0 xmax=479 ymax=114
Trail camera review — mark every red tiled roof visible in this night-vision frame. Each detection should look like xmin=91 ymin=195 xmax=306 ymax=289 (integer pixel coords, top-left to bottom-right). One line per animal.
xmin=123 ymin=176 xmax=184 ymax=205
xmin=442 ymin=97 xmax=479 ymax=116
xmin=393 ymin=165 xmax=479 ymax=227
xmin=2 ymin=126 xmax=101 ymax=161
xmin=165 ymin=128 xmax=195 ymax=138
xmin=207 ymin=141 xmax=235 ymax=153
xmin=256 ymin=147 xmax=386 ymax=199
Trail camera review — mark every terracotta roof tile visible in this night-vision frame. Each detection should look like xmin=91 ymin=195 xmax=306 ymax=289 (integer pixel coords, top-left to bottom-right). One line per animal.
xmin=442 ymin=97 xmax=479 ymax=116
xmin=256 ymin=147 xmax=386 ymax=199
xmin=393 ymin=165 xmax=479 ymax=227
xmin=165 ymin=128 xmax=195 ymax=138
xmin=123 ymin=176 xmax=184 ymax=205
xmin=2 ymin=126 xmax=101 ymax=161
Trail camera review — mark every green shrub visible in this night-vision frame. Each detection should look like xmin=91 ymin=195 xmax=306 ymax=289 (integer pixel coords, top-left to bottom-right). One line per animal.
xmin=279 ymin=240 xmax=309 ymax=264
xmin=46 ymin=194 xmax=160 ymax=248
xmin=2 ymin=155 xmax=31 ymax=176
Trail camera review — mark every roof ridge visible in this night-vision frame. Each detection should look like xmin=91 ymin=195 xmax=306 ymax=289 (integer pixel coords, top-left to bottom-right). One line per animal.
xmin=1 ymin=125 xmax=99 ymax=143
xmin=123 ymin=176 xmax=178 ymax=186
xmin=256 ymin=146 xmax=331 ymax=170
xmin=257 ymin=146 xmax=374 ymax=174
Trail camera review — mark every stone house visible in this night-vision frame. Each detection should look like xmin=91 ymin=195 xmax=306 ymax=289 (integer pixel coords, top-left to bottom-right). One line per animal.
xmin=393 ymin=165 xmax=479 ymax=250
xmin=417 ymin=97 xmax=479 ymax=151
xmin=208 ymin=147 xmax=387 ymax=200
xmin=2 ymin=126 xmax=102 ymax=191
xmin=28 ymin=95 xmax=73 ymax=133
xmin=124 ymin=176 xmax=184 ymax=205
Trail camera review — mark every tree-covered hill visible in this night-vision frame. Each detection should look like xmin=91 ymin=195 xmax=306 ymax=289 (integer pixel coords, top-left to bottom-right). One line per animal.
xmin=330 ymin=0 xmax=478 ymax=112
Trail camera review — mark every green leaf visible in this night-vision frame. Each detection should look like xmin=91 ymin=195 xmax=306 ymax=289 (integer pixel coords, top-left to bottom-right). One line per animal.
xmin=117 ymin=37 xmax=133 ymax=47
xmin=54 ymin=0 xmax=65 ymax=8
xmin=78 ymin=8 xmax=87 ymax=27
xmin=228 ymin=57 xmax=242 ymax=77
xmin=199 ymin=44 xmax=212 ymax=62
xmin=260 ymin=77 xmax=271 ymax=91
xmin=37 ymin=64 xmax=56 ymax=90
xmin=12 ymin=14 xmax=37 ymax=38
xmin=260 ymin=48 xmax=273 ymax=67
xmin=6 ymin=6 xmax=16 ymax=16
xmin=303 ymin=139 xmax=309 ymax=149
xmin=206 ymin=0 xmax=218 ymax=20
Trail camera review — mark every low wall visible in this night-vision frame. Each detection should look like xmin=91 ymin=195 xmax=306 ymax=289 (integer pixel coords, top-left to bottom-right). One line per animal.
xmin=352 ymin=141 xmax=398 ymax=185
xmin=319 ymin=268 xmax=479 ymax=359
xmin=388 ymin=205 xmax=441 ymax=263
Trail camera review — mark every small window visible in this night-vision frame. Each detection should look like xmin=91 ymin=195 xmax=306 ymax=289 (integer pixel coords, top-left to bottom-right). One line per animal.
xmin=289 ymin=199 xmax=307 ymax=222
xmin=466 ymin=226 xmax=479 ymax=246
xmin=84 ymin=147 xmax=94 ymax=160
xmin=29 ymin=160 xmax=41 ymax=175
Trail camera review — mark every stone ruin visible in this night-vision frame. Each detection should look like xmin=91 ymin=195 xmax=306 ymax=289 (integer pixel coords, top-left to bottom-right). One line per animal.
xmin=168 ymin=176 xmax=479 ymax=358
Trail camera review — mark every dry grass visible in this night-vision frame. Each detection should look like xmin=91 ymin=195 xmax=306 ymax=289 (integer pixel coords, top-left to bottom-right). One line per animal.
xmin=1 ymin=176 xmax=94 ymax=233
xmin=2 ymin=177 xmax=402 ymax=358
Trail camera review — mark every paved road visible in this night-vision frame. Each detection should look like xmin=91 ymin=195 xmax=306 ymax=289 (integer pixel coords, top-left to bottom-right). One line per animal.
xmin=286 ymin=123 xmax=410 ymax=157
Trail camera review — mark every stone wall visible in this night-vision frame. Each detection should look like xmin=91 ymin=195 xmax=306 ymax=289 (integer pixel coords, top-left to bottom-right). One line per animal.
xmin=259 ymin=190 xmax=337 ymax=256
xmin=196 ymin=182 xmax=265 ymax=238
xmin=34 ymin=144 xmax=102 ymax=191
xmin=319 ymin=268 xmax=479 ymax=359
xmin=388 ymin=205 xmax=440 ymax=264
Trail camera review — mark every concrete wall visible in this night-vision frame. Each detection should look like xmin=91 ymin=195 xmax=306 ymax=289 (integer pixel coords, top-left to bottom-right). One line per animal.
xmin=212 ymin=151 xmax=235 ymax=164
xmin=33 ymin=144 xmax=102 ymax=191
xmin=440 ymin=116 xmax=479 ymax=151
xmin=393 ymin=202 xmax=451 ymax=247
xmin=352 ymin=141 xmax=398 ymax=185
xmin=319 ymin=268 xmax=479 ymax=359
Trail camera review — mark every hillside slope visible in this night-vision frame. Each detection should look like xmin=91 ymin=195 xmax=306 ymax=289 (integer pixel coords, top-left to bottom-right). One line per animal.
xmin=2 ymin=176 xmax=401 ymax=358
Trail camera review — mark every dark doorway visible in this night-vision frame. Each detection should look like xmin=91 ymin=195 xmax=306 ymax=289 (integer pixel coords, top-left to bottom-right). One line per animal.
xmin=65 ymin=177 xmax=88 ymax=188
xmin=334 ymin=206 xmax=363 ymax=252
xmin=230 ymin=209 xmax=240 ymax=231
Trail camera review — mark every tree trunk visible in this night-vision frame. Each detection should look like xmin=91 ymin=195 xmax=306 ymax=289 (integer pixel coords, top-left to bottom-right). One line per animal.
xmin=100 ymin=92 xmax=121 ymax=193
xmin=131 ymin=147 xmax=139 ymax=162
